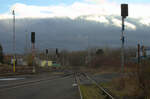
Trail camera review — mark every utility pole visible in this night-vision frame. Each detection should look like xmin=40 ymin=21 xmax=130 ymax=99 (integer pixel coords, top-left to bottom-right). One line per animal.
xmin=12 ymin=10 xmax=16 ymax=73
xmin=121 ymin=4 xmax=128 ymax=72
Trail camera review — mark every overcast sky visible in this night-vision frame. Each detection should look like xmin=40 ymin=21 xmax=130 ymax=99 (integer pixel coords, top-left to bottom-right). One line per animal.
xmin=0 ymin=0 xmax=150 ymax=53
xmin=0 ymin=0 xmax=150 ymax=27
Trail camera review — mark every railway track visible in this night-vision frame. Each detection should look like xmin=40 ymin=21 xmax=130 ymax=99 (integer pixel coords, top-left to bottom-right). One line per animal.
xmin=0 ymin=73 xmax=73 ymax=92
xmin=75 ymin=72 xmax=118 ymax=99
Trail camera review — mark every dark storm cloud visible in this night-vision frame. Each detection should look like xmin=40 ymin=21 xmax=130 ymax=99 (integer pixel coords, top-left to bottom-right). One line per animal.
xmin=0 ymin=17 xmax=149 ymax=53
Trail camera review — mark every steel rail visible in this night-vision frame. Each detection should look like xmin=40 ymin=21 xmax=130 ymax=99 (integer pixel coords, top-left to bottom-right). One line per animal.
xmin=83 ymin=73 xmax=116 ymax=99
xmin=75 ymin=73 xmax=83 ymax=99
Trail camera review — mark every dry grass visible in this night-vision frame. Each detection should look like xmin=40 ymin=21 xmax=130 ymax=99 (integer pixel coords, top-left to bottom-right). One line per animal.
xmin=101 ymin=61 xmax=150 ymax=99
xmin=80 ymin=84 xmax=105 ymax=99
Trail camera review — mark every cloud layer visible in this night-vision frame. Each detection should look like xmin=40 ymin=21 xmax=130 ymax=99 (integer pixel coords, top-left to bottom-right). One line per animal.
xmin=0 ymin=17 xmax=149 ymax=53
xmin=0 ymin=0 xmax=150 ymax=53
xmin=0 ymin=1 xmax=149 ymax=30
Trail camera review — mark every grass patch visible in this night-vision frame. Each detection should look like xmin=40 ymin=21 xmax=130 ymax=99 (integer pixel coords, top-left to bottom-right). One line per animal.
xmin=80 ymin=84 xmax=105 ymax=99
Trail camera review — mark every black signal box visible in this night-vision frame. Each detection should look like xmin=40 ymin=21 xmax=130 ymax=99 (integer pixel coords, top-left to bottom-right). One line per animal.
xmin=121 ymin=4 xmax=128 ymax=18
xmin=46 ymin=49 xmax=48 ymax=54
xmin=31 ymin=32 xmax=35 ymax=43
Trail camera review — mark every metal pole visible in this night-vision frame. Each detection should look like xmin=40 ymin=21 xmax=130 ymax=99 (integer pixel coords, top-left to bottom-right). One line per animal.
xmin=121 ymin=17 xmax=125 ymax=73
xmin=46 ymin=50 xmax=48 ymax=67
xmin=63 ymin=51 xmax=65 ymax=66
xmin=32 ymin=43 xmax=35 ymax=73
xmin=46 ymin=53 xmax=48 ymax=67
xmin=25 ymin=30 xmax=28 ymax=53
xmin=137 ymin=43 xmax=140 ymax=64
xmin=87 ymin=36 xmax=91 ymax=66
xmin=12 ymin=10 xmax=16 ymax=73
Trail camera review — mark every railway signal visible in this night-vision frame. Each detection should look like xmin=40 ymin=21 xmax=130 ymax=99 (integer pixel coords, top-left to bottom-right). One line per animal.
xmin=121 ymin=4 xmax=128 ymax=73
xmin=121 ymin=4 xmax=128 ymax=18
xmin=12 ymin=10 xmax=16 ymax=73
xmin=46 ymin=49 xmax=48 ymax=54
xmin=31 ymin=32 xmax=35 ymax=43
xmin=56 ymin=48 xmax=59 ymax=57
xmin=46 ymin=49 xmax=49 ymax=66
xmin=31 ymin=32 xmax=36 ymax=73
